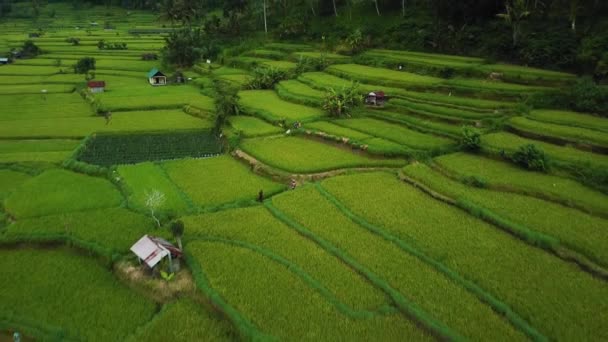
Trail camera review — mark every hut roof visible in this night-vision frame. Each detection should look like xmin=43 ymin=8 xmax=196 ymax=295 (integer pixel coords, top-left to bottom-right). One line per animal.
xmin=87 ymin=81 xmax=105 ymax=88
xmin=147 ymin=68 xmax=165 ymax=78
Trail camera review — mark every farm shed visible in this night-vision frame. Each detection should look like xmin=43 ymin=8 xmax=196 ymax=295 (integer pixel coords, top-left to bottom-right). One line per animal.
xmin=130 ymin=235 xmax=182 ymax=268
xmin=0 ymin=57 xmax=9 ymax=65
xmin=365 ymin=91 xmax=386 ymax=106
xmin=87 ymin=80 xmax=106 ymax=93
xmin=147 ymin=68 xmax=167 ymax=86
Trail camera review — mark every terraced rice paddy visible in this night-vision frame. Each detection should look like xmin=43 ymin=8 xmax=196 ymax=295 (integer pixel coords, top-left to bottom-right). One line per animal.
xmin=1 ymin=4 xmax=607 ymax=341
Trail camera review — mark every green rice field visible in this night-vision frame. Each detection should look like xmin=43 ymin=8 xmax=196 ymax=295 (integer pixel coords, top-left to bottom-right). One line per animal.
xmin=1 ymin=3 xmax=607 ymax=341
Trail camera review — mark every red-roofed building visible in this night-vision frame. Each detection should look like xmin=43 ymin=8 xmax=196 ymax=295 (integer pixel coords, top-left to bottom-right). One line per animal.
xmin=87 ymin=80 xmax=106 ymax=93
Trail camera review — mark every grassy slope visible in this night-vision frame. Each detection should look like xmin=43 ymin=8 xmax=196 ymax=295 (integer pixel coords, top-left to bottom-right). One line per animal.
xmin=240 ymin=136 xmax=406 ymax=173
xmin=163 ymin=156 xmax=285 ymax=208
xmin=0 ymin=248 xmax=156 ymax=341
xmin=4 ymin=169 xmax=123 ymax=218
xmin=321 ymin=172 xmax=608 ymax=341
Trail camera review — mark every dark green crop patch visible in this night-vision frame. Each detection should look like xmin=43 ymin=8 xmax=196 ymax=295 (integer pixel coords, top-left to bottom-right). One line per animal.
xmin=76 ymin=130 xmax=222 ymax=166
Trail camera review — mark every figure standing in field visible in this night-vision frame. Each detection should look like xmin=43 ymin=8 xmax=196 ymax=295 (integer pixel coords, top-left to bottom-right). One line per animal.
xmin=290 ymin=178 xmax=297 ymax=190
xmin=258 ymin=189 xmax=264 ymax=202
xmin=104 ymin=111 xmax=112 ymax=125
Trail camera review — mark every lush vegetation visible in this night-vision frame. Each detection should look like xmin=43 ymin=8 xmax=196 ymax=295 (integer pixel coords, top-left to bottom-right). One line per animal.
xmin=1 ymin=2 xmax=607 ymax=340
xmin=240 ymin=136 xmax=406 ymax=173
xmin=163 ymin=156 xmax=285 ymax=208
xmin=0 ymin=248 xmax=156 ymax=341
xmin=4 ymin=169 xmax=123 ymax=218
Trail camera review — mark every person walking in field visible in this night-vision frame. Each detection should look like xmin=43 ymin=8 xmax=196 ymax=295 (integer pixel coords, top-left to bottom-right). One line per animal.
xmin=290 ymin=178 xmax=297 ymax=190
xmin=258 ymin=189 xmax=264 ymax=202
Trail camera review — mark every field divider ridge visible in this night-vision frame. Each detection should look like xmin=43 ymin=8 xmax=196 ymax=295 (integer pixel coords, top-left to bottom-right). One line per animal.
xmin=314 ymin=182 xmax=548 ymax=342
xmin=183 ymin=248 xmax=274 ymax=342
xmin=189 ymin=234 xmax=397 ymax=318
xmin=263 ymin=200 xmax=464 ymax=341
xmin=398 ymin=170 xmax=608 ymax=281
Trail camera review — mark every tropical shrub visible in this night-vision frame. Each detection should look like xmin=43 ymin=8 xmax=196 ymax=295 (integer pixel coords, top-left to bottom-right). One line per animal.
xmin=74 ymin=57 xmax=96 ymax=74
xmin=511 ymin=144 xmax=549 ymax=172
xmin=460 ymin=126 xmax=481 ymax=151
xmin=20 ymin=40 xmax=41 ymax=58
xmin=322 ymin=82 xmax=362 ymax=117
xmin=247 ymin=67 xmax=287 ymax=89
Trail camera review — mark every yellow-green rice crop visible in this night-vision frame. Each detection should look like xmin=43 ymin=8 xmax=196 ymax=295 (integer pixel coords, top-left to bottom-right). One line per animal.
xmin=529 ymin=110 xmax=608 ymax=133
xmin=435 ymin=152 xmax=608 ymax=215
xmin=4 ymin=169 xmax=123 ymax=218
xmin=182 ymin=206 xmax=389 ymax=311
xmin=163 ymin=156 xmax=285 ymax=208
xmin=271 ymin=185 xmax=527 ymax=341
xmin=188 ymin=240 xmax=430 ymax=341
xmin=481 ymin=132 xmax=608 ymax=168
xmin=321 ymin=172 xmax=608 ymax=341
xmin=117 ymin=162 xmax=192 ymax=214
xmin=240 ymin=136 xmax=407 ymax=173
xmin=238 ymin=90 xmax=325 ymax=123
xmin=0 ymin=248 xmax=156 ymax=341
xmin=404 ymin=162 xmax=608 ymax=267
xmin=508 ymin=116 xmax=608 ymax=149
xmin=126 ymin=299 xmax=234 ymax=341
xmin=3 ymin=208 xmax=155 ymax=254
xmin=334 ymin=118 xmax=455 ymax=150
xmin=228 ymin=115 xmax=283 ymax=137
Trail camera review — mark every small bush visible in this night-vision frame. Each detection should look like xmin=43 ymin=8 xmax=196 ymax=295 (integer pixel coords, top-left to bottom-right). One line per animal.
xmin=463 ymin=175 xmax=487 ymax=188
xmin=460 ymin=126 xmax=481 ymax=151
xmin=20 ymin=40 xmax=41 ymax=58
xmin=65 ymin=37 xmax=80 ymax=45
xmin=247 ymin=67 xmax=287 ymax=90
xmin=74 ymin=57 xmax=96 ymax=74
xmin=511 ymin=144 xmax=550 ymax=172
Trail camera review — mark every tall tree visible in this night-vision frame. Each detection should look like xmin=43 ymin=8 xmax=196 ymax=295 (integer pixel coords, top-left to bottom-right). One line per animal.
xmin=497 ymin=0 xmax=531 ymax=47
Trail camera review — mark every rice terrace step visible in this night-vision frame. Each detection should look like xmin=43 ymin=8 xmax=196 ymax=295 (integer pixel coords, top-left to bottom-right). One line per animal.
xmin=0 ymin=1 xmax=607 ymax=341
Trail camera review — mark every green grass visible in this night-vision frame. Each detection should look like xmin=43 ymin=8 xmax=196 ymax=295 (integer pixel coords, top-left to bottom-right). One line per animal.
xmin=216 ymin=74 xmax=252 ymax=87
xmin=163 ymin=156 xmax=285 ymax=208
xmin=476 ymin=63 xmax=576 ymax=82
xmin=403 ymin=162 xmax=608 ymax=267
xmin=0 ymin=83 xmax=75 ymax=94
xmin=0 ymin=139 xmax=79 ymax=153
xmin=117 ymin=162 xmax=191 ymax=214
xmin=529 ymin=110 xmax=608 ymax=133
xmin=0 ymin=139 xmax=79 ymax=163
xmin=0 ymin=93 xmax=92 ymax=120
xmin=435 ymin=152 xmax=608 ymax=215
xmin=304 ymin=121 xmax=410 ymax=156
xmin=243 ymin=49 xmax=287 ymax=60
xmin=334 ymin=118 xmax=455 ymax=150
xmin=182 ymin=206 xmax=389 ymax=311
xmin=508 ymin=116 xmax=608 ymax=148
xmin=261 ymin=60 xmax=297 ymax=71
xmin=359 ymin=108 xmax=463 ymax=137
xmin=228 ymin=115 xmax=283 ymax=137
xmin=0 ymin=110 xmax=212 ymax=139
xmin=0 ymin=170 xmax=31 ymax=200
xmin=264 ymin=42 xmax=313 ymax=52
xmin=0 ymin=73 xmax=83 ymax=85
xmin=444 ymin=78 xmax=548 ymax=96
xmin=361 ymin=49 xmax=482 ymax=70
xmin=326 ymin=64 xmax=443 ymax=88
xmin=321 ymin=172 xmax=608 ymax=341
xmin=238 ymin=90 xmax=325 ymax=123
xmin=271 ymin=185 xmax=527 ymax=341
xmin=481 ymin=132 xmax=608 ymax=168
xmin=188 ymin=240 xmax=430 ymax=341
xmin=391 ymin=98 xmax=505 ymax=120
xmin=126 ymin=299 xmax=234 ymax=341
xmin=275 ymin=79 xmax=325 ymax=106
xmin=305 ymin=121 xmax=373 ymax=140
xmin=298 ymin=72 xmax=514 ymax=111
xmin=291 ymin=51 xmax=350 ymax=63
xmin=0 ymin=248 xmax=156 ymax=341
xmin=4 ymin=169 xmax=123 ymax=218
xmin=0 ymin=65 xmax=70 ymax=76
xmin=3 ymin=208 xmax=154 ymax=254
xmin=240 ymin=136 xmax=406 ymax=173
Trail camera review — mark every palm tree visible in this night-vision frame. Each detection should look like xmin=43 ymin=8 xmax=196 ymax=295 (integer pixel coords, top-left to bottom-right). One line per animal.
xmin=497 ymin=0 xmax=531 ymax=47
